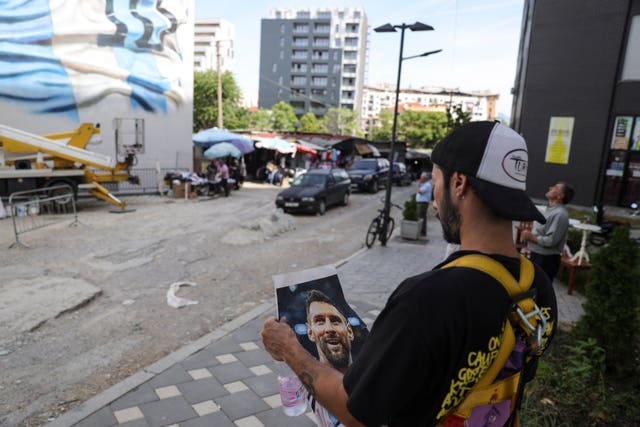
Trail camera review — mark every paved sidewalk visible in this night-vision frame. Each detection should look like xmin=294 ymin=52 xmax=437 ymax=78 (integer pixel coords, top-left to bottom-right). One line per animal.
xmin=46 ymin=230 xmax=584 ymax=427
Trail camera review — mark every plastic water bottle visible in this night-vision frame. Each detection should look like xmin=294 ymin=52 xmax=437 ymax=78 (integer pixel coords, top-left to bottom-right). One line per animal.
xmin=278 ymin=375 xmax=307 ymax=416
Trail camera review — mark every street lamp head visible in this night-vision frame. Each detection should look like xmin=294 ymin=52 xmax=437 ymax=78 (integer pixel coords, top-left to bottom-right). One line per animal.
xmin=374 ymin=23 xmax=396 ymax=33
xmin=409 ymin=21 xmax=434 ymax=31
xmin=419 ymin=48 xmax=442 ymax=57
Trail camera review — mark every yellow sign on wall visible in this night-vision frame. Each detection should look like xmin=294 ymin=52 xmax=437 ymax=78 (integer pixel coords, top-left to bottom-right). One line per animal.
xmin=545 ymin=117 xmax=574 ymax=164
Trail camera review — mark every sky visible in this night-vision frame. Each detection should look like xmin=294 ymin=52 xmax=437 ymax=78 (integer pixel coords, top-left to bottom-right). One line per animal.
xmin=194 ymin=0 xmax=526 ymax=116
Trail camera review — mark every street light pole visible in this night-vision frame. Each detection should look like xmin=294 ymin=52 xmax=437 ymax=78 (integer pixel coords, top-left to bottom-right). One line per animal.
xmin=374 ymin=22 xmax=441 ymax=246
xmin=216 ymin=39 xmax=223 ymax=129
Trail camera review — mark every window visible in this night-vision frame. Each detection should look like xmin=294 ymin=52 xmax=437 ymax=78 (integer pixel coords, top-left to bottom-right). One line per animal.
xmin=343 ymin=64 xmax=356 ymax=73
xmin=312 ymin=76 xmax=327 ymax=86
xmin=353 ymin=11 xmax=361 ymax=19
xmin=292 ymin=63 xmax=308 ymax=72
xmin=335 ymin=24 xmax=340 ymax=33
xmin=622 ymin=15 xmax=640 ymax=81
xmin=335 ymin=38 xmax=341 ymax=47
xmin=345 ymin=37 xmax=358 ymax=47
xmin=312 ymin=63 xmax=328 ymax=73
xmin=344 ymin=51 xmax=357 ymax=60
xmin=292 ymin=76 xmax=307 ymax=85
xmin=297 ymin=11 xmax=310 ymax=19
xmin=293 ymin=37 xmax=309 ymax=47
xmin=346 ymin=23 xmax=359 ymax=33
xmin=333 ymin=51 xmax=339 ymax=61
xmin=280 ymin=37 xmax=284 ymax=47
xmin=293 ymin=50 xmax=308 ymax=59
xmin=272 ymin=63 xmax=277 ymax=73
xmin=280 ymin=50 xmax=284 ymax=59
xmin=280 ymin=24 xmax=285 ymax=33
xmin=314 ymin=37 xmax=330 ymax=47
xmin=317 ymin=11 xmax=331 ymax=19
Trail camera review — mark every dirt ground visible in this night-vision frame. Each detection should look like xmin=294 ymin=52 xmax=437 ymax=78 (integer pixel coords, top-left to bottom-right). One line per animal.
xmin=0 ymin=182 xmax=412 ymax=427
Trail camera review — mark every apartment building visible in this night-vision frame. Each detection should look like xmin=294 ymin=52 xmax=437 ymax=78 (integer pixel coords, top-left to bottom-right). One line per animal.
xmin=194 ymin=18 xmax=234 ymax=72
xmin=362 ymin=84 xmax=498 ymax=134
xmin=258 ymin=7 xmax=368 ymax=118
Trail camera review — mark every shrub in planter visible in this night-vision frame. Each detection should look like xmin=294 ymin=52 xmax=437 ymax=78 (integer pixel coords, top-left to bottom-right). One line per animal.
xmin=401 ymin=194 xmax=422 ymax=240
xmin=403 ymin=193 xmax=419 ymax=221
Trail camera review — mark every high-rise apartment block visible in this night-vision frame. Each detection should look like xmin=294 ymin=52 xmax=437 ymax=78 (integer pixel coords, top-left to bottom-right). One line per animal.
xmin=194 ymin=18 xmax=234 ymax=72
xmin=258 ymin=7 xmax=368 ymax=118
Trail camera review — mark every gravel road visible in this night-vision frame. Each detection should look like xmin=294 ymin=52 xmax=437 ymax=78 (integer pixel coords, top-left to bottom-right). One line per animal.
xmin=0 ymin=181 xmax=413 ymax=426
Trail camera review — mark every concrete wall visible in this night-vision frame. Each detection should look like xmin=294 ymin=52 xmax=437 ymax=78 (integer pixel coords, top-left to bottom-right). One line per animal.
xmin=0 ymin=0 xmax=194 ymax=169
xmin=517 ymin=0 xmax=629 ymax=205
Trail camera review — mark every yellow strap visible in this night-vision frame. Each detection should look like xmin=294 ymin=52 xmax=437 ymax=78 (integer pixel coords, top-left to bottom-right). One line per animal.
xmin=440 ymin=254 xmax=535 ymax=420
xmin=442 ymin=254 xmax=534 ymax=297
xmin=454 ymin=369 xmax=521 ymax=411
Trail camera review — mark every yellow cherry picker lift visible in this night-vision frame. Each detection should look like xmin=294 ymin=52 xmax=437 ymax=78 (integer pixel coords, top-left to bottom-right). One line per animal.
xmin=0 ymin=122 xmax=141 ymax=210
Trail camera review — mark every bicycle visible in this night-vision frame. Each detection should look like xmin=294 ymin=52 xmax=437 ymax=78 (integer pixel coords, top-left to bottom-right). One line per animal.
xmin=365 ymin=202 xmax=401 ymax=248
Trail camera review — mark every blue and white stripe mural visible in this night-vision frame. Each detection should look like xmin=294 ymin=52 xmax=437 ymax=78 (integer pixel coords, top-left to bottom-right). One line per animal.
xmin=0 ymin=0 xmax=189 ymax=122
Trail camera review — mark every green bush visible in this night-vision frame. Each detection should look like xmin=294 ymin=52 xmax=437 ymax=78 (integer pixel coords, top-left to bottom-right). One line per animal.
xmin=403 ymin=193 xmax=419 ymax=221
xmin=521 ymin=331 xmax=640 ymax=426
xmin=575 ymin=226 xmax=640 ymax=373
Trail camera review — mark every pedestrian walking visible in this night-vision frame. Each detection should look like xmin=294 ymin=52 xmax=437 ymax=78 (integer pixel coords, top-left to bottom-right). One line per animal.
xmin=416 ymin=171 xmax=432 ymax=237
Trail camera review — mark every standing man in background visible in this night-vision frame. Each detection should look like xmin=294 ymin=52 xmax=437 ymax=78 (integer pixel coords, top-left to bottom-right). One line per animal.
xmin=216 ymin=159 xmax=230 ymax=197
xmin=416 ymin=171 xmax=432 ymax=237
xmin=521 ymin=181 xmax=575 ymax=281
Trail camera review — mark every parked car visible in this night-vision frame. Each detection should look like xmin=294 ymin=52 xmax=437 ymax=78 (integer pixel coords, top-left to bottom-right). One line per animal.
xmin=347 ymin=158 xmax=390 ymax=193
xmin=392 ymin=162 xmax=413 ymax=186
xmin=275 ymin=168 xmax=351 ymax=215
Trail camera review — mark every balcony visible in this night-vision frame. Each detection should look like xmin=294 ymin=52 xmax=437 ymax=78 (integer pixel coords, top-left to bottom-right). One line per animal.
xmin=293 ymin=25 xmax=309 ymax=34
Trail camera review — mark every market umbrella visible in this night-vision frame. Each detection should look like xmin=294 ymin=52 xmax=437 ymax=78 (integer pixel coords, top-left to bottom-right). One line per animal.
xmin=203 ymin=142 xmax=242 ymax=159
xmin=227 ymin=138 xmax=254 ymax=154
xmin=255 ymin=137 xmax=297 ymax=154
xmin=193 ymin=127 xmax=254 ymax=154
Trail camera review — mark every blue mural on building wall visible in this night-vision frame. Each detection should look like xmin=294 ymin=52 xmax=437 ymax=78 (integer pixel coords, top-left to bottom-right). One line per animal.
xmin=0 ymin=0 xmax=188 ymax=122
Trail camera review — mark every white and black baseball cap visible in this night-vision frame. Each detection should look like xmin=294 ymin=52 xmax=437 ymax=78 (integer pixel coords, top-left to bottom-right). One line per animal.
xmin=431 ymin=121 xmax=545 ymax=223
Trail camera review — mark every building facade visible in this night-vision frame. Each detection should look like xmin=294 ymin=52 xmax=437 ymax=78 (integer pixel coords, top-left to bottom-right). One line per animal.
xmin=194 ymin=18 xmax=234 ymax=72
xmin=0 ymin=0 xmax=194 ymax=171
xmin=258 ymin=7 xmax=368 ymax=118
xmin=512 ymin=0 xmax=640 ymax=208
xmin=362 ymin=85 xmax=498 ymax=136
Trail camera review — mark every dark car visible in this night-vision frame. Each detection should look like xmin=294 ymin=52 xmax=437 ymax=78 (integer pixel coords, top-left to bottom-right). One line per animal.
xmin=347 ymin=158 xmax=390 ymax=193
xmin=392 ymin=162 xmax=413 ymax=186
xmin=275 ymin=168 xmax=351 ymax=215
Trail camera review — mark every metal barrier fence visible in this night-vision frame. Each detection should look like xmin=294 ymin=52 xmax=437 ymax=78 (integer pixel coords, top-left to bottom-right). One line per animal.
xmin=8 ymin=184 xmax=78 ymax=248
xmin=83 ymin=166 xmax=190 ymax=196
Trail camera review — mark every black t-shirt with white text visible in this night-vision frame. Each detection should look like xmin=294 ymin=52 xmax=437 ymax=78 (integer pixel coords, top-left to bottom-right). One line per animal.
xmin=342 ymin=251 xmax=557 ymax=426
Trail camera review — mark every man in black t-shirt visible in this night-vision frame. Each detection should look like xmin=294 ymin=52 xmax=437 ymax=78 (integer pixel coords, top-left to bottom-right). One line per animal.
xmin=261 ymin=121 xmax=558 ymax=426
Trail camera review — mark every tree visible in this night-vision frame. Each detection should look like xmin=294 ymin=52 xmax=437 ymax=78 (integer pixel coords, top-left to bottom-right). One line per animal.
xmin=369 ymin=109 xmax=393 ymax=141
xmin=299 ymin=112 xmax=321 ymax=133
xmin=446 ymin=104 xmax=472 ymax=132
xmin=193 ymin=70 xmax=243 ymax=132
xmin=249 ymin=108 xmax=273 ymax=131
xmin=320 ymin=108 xmax=360 ymax=136
xmin=271 ymin=101 xmax=298 ymax=131
xmin=399 ymin=111 xmax=448 ymax=148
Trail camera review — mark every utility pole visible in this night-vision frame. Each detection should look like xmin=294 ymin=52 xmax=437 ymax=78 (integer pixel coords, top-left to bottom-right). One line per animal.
xmin=216 ymin=39 xmax=223 ymax=128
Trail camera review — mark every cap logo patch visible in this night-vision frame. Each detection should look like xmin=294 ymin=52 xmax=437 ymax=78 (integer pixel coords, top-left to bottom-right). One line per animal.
xmin=502 ymin=149 xmax=527 ymax=183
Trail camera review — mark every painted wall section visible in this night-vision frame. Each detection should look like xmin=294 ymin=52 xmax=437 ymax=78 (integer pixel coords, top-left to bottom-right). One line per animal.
xmin=0 ymin=0 xmax=194 ymax=169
